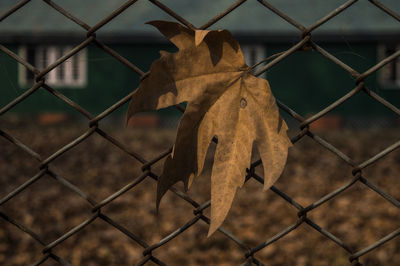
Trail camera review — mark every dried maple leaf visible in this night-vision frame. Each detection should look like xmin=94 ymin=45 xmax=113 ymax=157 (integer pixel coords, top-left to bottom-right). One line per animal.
xmin=127 ymin=21 xmax=292 ymax=236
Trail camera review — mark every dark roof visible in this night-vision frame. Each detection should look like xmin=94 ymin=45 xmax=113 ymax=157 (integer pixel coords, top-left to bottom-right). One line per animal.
xmin=1 ymin=0 xmax=399 ymax=43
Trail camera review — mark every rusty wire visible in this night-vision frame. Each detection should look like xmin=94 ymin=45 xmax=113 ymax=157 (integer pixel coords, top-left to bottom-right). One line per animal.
xmin=0 ymin=0 xmax=399 ymax=265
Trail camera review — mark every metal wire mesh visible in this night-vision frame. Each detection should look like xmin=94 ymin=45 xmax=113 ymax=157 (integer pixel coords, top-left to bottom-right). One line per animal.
xmin=0 ymin=0 xmax=399 ymax=265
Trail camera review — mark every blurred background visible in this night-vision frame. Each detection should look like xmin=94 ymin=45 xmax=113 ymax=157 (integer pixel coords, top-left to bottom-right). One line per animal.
xmin=1 ymin=0 xmax=400 ymax=128
xmin=0 ymin=0 xmax=399 ymax=265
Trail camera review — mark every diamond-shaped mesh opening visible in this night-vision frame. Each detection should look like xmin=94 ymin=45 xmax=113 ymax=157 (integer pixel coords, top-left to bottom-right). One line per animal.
xmin=0 ymin=217 xmax=44 ymax=265
xmin=267 ymin=50 xmax=357 ymax=115
xmin=0 ymin=0 xmax=85 ymax=33
xmin=0 ymin=133 xmax=39 ymax=188
xmin=255 ymin=224 xmax=351 ymax=265
xmin=275 ymin=137 xmax=353 ymax=205
xmin=94 ymin=0 xmax=172 ymax=34
xmin=361 ymin=150 xmax=400 ymax=196
xmin=0 ymin=173 xmax=93 ymax=242
xmin=48 ymin=132 xmax=144 ymax=200
xmin=263 ymin=0 xmax=354 ymax=27
xmin=360 ymin=238 xmax=400 ymax=266
xmin=1 ymin=119 xmax=91 ymax=159
xmin=308 ymin=181 xmax=400 ymax=248
xmin=47 ymin=218 xmax=147 ymax=265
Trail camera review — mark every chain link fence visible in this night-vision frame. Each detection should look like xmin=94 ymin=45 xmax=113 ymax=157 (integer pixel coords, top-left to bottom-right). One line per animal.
xmin=1 ymin=0 xmax=399 ymax=265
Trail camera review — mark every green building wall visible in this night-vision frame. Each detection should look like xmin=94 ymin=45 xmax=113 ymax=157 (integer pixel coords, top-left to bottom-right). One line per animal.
xmin=0 ymin=42 xmax=399 ymax=122
xmin=266 ymin=42 xmax=399 ymax=119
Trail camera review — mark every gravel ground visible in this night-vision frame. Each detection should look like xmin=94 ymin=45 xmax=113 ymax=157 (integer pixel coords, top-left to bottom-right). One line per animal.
xmin=0 ymin=117 xmax=399 ymax=265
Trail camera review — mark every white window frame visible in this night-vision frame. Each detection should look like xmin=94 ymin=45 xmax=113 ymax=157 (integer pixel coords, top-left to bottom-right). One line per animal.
xmin=378 ymin=43 xmax=400 ymax=89
xmin=241 ymin=44 xmax=266 ymax=77
xmin=19 ymin=45 xmax=87 ymax=88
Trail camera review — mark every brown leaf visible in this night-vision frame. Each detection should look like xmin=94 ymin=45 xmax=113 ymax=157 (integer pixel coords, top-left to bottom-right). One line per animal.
xmin=127 ymin=21 xmax=292 ymax=236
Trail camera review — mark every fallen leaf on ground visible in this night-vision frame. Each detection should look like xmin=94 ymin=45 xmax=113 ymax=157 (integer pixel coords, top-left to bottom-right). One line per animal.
xmin=127 ymin=20 xmax=291 ymax=236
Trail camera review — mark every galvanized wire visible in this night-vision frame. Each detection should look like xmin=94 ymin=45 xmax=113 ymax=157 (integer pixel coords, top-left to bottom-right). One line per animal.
xmin=0 ymin=0 xmax=399 ymax=265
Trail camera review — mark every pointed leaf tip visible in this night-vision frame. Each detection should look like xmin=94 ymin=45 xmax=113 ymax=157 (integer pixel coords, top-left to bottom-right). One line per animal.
xmin=146 ymin=20 xmax=194 ymax=50
xmin=195 ymin=30 xmax=210 ymax=46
